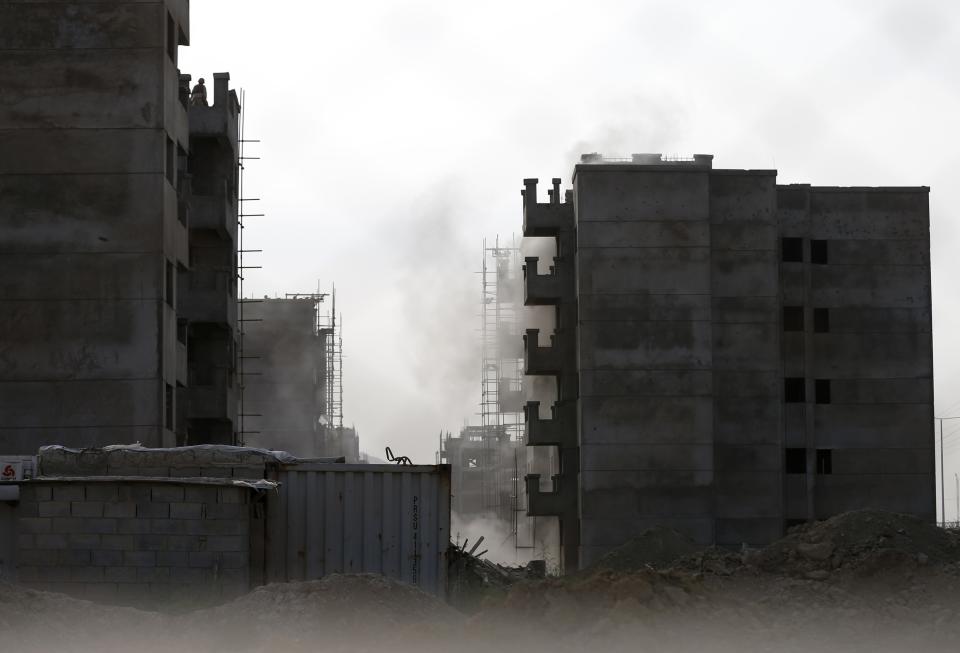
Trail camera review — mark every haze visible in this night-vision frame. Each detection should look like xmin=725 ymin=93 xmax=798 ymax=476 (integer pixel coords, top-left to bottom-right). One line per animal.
xmin=179 ymin=0 xmax=960 ymax=516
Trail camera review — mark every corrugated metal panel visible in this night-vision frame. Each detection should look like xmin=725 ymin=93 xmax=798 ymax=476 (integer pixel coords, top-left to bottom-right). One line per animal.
xmin=264 ymin=463 xmax=450 ymax=597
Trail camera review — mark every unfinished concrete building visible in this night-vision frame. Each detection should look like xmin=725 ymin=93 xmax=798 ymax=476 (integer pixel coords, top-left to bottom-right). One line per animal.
xmin=521 ymin=154 xmax=935 ymax=571
xmin=0 ymin=1 xmax=193 ymax=451
xmin=178 ymin=74 xmax=241 ymax=446
xmin=240 ymin=295 xmax=358 ymax=460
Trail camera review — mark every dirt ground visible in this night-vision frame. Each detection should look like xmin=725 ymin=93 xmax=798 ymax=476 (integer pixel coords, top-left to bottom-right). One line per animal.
xmin=3 ymin=511 xmax=959 ymax=653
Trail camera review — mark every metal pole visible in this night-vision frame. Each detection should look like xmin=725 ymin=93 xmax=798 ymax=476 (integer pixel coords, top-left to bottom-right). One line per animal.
xmin=955 ymin=473 xmax=959 ymax=526
xmin=941 ymin=419 xmax=946 ymax=525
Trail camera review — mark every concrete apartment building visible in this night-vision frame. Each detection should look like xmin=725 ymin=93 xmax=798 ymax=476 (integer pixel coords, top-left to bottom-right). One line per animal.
xmin=521 ymin=154 xmax=934 ymax=571
xmin=242 ymin=296 xmax=359 ymax=460
xmin=0 ymin=1 xmax=192 ymax=451
xmin=0 ymin=1 xmax=241 ymax=452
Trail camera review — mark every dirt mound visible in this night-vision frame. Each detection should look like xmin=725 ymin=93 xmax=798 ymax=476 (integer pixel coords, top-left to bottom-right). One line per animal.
xmin=584 ymin=526 xmax=701 ymax=573
xmin=750 ymin=510 xmax=960 ymax=578
xmin=177 ymin=574 xmax=462 ymax=651
xmin=0 ymin=581 xmax=164 ymax=653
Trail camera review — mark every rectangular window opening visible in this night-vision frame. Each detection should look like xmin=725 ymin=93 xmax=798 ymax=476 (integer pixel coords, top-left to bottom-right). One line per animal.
xmin=784 ymin=306 xmax=804 ymax=332
xmin=816 ymin=449 xmax=833 ymax=475
xmin=814 ymin=308 xmax=830 ymax=333
xmin=815 ymin=379 xmax=831 ymax=404
xmin=811 ymin=239 xmax=828 ymax=264
xmin=785 ymin=448 xmax=807 ymax=474
xmin=165 ymin=260 xmax=175 ymax=307
xmin=785 ymin=377 xmax=806 ymax=403
xmin=165 ymin=136 xmax=175 ymax=185
xmin=165 ymin=383 xmax=174 ymax=431
xmin=167 ymin=13 xmax=177 ymax=64
xmin=782 ymin=237 xmax=803 ymax=263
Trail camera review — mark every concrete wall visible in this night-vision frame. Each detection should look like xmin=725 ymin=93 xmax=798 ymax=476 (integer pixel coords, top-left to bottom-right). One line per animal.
xmin=15 ymin=480 xmax=251 ymax=607
xmin=0 ymin=1 xmax=192 ymax=452
xmin=778 ymin=185 xmax=934 ymax=523
xmin=573 ymin=164 xmax=717 ymax=566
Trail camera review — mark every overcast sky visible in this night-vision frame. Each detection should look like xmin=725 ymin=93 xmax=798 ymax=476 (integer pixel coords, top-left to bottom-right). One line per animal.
xmin=181 ymin=0 xmax=960 ymax=518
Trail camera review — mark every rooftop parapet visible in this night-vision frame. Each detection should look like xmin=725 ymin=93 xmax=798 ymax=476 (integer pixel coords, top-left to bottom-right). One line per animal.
xmin=187 ymin=72 xmax=241 ymax=148
xmin=579 ymin=152 xmax=714 ymax=168
xmin=522 ymin=178 xmax=574 ymax=237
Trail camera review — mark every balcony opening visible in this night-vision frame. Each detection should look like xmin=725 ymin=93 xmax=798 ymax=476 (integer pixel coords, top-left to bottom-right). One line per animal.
xmin=165 ymin=136 xmax=175 ymax=186
xmin=783 ymin=306 xmax=804 ymax=332
xmin=814 ymin=308 xmax=830 ymax=333
xmin=816 ymin=449 xmax=833 ymax=475
xmin=782 ymin=237 xmax=803 ymax=263
xmin=815 ymin=379 xmax=831 ymax=404
xmin=811 ymin=239 xmax=828 ymax=264
xmin=785 ymin=377 xmax=806 ymax=403
xmin=785 ymin=448 xmax=807 ymax=474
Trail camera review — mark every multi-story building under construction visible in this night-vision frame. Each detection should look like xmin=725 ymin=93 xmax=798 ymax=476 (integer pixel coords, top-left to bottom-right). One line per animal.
xmin=241 ymin=294 xmax=358 ymax=461
xmin=0 ymin=1 xmax=244 ymax=452
xmin=521 ymin=153 xmax=935 ymax=571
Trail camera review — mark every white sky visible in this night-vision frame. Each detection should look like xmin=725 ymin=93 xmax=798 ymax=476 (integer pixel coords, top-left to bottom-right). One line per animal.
xmin=181 ymin=0 xmax=960 ymax=519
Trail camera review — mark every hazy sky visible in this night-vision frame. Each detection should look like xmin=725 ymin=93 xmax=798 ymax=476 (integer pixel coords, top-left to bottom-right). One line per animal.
xmin=181 ymin=0 xmax=960 ymax=518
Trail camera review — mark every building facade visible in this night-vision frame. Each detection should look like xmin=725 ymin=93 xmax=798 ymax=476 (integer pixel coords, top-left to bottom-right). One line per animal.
xmin=0 ymin=1 xmax=193 ymax=451
xmin=521 ymin=154 xmax=934 ymax=571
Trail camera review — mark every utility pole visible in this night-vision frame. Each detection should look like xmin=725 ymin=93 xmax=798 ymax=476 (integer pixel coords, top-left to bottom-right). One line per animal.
xmin=935 ymin=416 xmax=960 ymax=525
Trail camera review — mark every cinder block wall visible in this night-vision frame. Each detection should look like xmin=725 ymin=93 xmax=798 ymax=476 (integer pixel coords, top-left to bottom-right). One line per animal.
xmin=16 ymin=481 xmax=251 ymax=607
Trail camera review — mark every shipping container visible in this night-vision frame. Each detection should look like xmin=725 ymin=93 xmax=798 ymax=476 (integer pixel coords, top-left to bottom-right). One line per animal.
xmin=261 ymin=463 xmax=451 ymax=597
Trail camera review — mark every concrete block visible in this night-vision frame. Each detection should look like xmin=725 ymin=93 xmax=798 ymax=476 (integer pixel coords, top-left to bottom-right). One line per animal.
xmin=205 ymin=503 xmax=243 ymax=520
xmin=17 ymin=548 xmax=60 ymax=566
xmin=218 ymin=488 xmax=246 ymax=504
xmin=83 ymin=518 xmax=119 ymax=534
xmin=58 ymin=549 xmax=91 ymax=566
xmin=581 ymin=486 xmax=713 ymax=518
xmin=150 ymin=518 xmax=187 ymax=535
xmin=204 ymin=519 xmax=245 ymax=536
xmin=169 ymin=502 xmax=202 ymax=519
xmin=104 ymin=566 xmax=138 ymax=583
xmin=151 ymin=486 xmax=185 ymax=502
xmin=136 ymin=566 xmax=170 ymax=583
xmin=37 ymin=501 xmax=71 ymax=518
xmin=34 ymin=533 xmax=68 ymax=550
xmin=123 ymin=551 xmax=156 ymax=567
xmin=71 ymin=501 xmax=104 ymax=518
xmin=116 ymin=518 xmax=152 ymax=534
xmin=50 ymin=517 xmax=84 ymax=534
xmin=70 ymin=566 xmax=105 ymax=583
xmin=16 ymin=500 xmax=39 ymax=518
xmin=86 ymin=485 xmax=120 ymax=502
xmin=135 ymin=534 xmax=166 ymax=551
xmin=169 ymin=566 xmax=207 ymax=584
xmin=19 ymin=518 xmax=52 ymax=533
xmin=581 ymin=443 xmax=713 ymax=472
xmin=100 ymin=534 xmax=135 ymax=550
xmin=184 ymin=486 xmax=219 ymax=503
xmin=91 ymin=550 xmax=123 ymax=567
xmin=167 ymin=535 xmax=202 ymax=552
xmin=579 ymin=320 xmax=713 ymax=370
xmin=188 ymin=551 xmax=216 ymax=568
xmin=137 ymin=502 xmax=170 ymax=519
xmin=579 ymin=396 xmax=713 ymax=445
xmin=81 ymin=582 xmax=118 ymax=603
xmin=205 ymin=536 xmax=244 ymax=552
xmin=68 ymin=533 xmax=101 ymax=548
xmin=577 ymin=292 xmax=710 ymax=323
xmin=157 ymin=550 xmax=188 ymax=567
xmin=103 ymin=502 xmax=137 ymax=519
xmin=117 ymin=485 xmax=154 ymax=502
xmin=577 ymin=248 xmax=711 ymax=295
xmin=52 ymin=486 xmax=84 ymax=502
xmin=17 ymin=533 xmax=34 ymax=549
xmin=580 ymin=369 xmax=712 ymax=398
xmin=219 ymin=552 xmax=247 ymax=569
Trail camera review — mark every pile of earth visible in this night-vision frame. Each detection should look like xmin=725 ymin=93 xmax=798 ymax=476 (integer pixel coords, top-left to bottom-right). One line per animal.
xmin=746 ymin=510 xmax=960 ymax=579
xmin=175 ymin=574 xmax=463 ymax=652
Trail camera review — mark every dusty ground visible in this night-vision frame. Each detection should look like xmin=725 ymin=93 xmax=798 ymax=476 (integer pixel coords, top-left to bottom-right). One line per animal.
xmin=2 ymin=511 xmax=959 ymax=653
